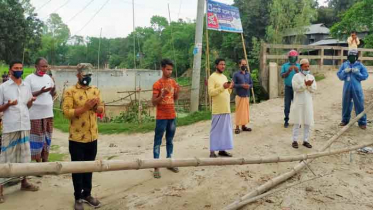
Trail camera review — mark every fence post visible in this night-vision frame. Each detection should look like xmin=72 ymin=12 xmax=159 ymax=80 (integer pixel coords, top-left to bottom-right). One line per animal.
xmin=320 ymin=48 xmax=324 ymax=72
xmin=260 ymin=43 xmax=268 ymax=92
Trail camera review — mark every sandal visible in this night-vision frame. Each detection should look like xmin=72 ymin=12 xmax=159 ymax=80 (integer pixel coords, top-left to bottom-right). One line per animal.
xmin=292 ymin=141 xmax=299 ymax=149
xmin=0 ymin=195 xmax=4 ymax=204
xmin=339 ymin=122 xmax=348 ymax=126
xmin=218 ymin=151 xmax=232 ymax=157
xmin=21 ymin=183 xmax=39 ymax=192
xmin=210 ymin=152 xmax=218 ymax=158
xmin=242 ymin=126 xmax=252 ymax=132
xmin=167 ymin=167 xmax=180 ymax=173
xmin=234 ymin=128 xmax=240 ymax=134
xmin=153 ymin=170 xmax=161 ymax=179
xmin=303 ymin=142 xmax=312 ymax=148
xmin=359 ymin=125 xmax=367 ymax=130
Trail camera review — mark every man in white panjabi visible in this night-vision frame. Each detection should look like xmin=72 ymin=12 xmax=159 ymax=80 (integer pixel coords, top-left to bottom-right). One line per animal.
xmin=290 ymin=59 xmax=317 ymax=149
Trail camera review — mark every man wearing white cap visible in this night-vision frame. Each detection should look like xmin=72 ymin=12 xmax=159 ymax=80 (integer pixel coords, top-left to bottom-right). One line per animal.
xmin=289 ymin=59 xmax=316 ymax=149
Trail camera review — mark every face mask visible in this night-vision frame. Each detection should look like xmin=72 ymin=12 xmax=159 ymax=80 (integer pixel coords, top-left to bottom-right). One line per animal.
xmin=80 ymin=76 xmax=91 ymax=86
xmin=348 ymin=55 xmax=357 ymax=64
xmin=37 ymin=70 xmax=46 ymax=76
xmin=240 ymin=65 xmax=248 ymax=71
xmin=289 ymin=56 xmax=297 ymax=64
xmin=12 ymin=70 xmax=23 ymax=79
xmin=302 ymin=70 xmax=310 ymax=75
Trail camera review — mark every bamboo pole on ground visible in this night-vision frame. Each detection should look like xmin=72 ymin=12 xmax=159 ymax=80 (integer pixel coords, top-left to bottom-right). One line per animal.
xmin=225 ymin=102 xmax=373 ymax=210
xmin=228 ymin=174 xmax=327 ymax=208
xmin=0 ymin=142 xmax=371 ymax=178
xmin=241 ymin=33 xmax=256 ymax=104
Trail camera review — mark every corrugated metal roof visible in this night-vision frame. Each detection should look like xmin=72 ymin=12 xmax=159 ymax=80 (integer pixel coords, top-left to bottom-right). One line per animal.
xmin=285 ymin=23 xmax=330 ymax=36
xmin=309 ymin=38 xmax=347 ymax=46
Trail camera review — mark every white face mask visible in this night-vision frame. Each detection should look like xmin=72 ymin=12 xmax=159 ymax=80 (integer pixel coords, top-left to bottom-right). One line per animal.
xmin=302 ymin=70 xmax=310 ymax=75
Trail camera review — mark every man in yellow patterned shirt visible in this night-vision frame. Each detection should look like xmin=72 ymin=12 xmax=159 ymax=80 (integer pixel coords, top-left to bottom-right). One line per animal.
xmin=62 ymin=63 xmax=104 ymax=210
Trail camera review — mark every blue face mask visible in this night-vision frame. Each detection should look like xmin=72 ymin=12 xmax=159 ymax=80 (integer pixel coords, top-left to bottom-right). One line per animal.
xmin=12 ymin=70 xmax=23 ymax=79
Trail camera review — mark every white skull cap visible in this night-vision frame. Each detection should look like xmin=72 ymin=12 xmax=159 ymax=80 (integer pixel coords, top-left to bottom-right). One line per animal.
xmin=300 ymin=58 xmax=309 ymax=65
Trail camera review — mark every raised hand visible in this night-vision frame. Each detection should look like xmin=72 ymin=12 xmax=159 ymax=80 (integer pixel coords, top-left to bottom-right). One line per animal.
xmin=223 ymin=82 xmax=231 ymax=89
xmin=40 ymin=86 xmax=53 ymax=93
xmin=84 ymin=99 xmax=98 ymax=110
xmin=7 ymin=99 xmax=18 ymax=106
xmin=242 ymin=84 xmax=250 ymax=90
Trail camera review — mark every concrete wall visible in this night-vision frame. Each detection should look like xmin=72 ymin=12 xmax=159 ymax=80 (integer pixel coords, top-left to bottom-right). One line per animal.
xmin=269 ymin=62 xmax=278 ymax=99
xmin=51 ymin=68 xmax=162 ymax=104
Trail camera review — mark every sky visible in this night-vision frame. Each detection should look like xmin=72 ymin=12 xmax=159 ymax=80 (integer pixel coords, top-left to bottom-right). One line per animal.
xmin=30 ymin=0 xmax=327 ymax=38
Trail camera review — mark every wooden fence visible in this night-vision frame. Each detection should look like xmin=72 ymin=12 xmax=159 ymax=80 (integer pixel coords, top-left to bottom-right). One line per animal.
xmin=260 ymin=43 xmax=373 ymax=93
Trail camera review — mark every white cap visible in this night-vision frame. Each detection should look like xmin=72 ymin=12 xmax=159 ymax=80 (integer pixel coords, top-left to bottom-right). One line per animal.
xmin=300 ymin=58 xmax=309 ymax=65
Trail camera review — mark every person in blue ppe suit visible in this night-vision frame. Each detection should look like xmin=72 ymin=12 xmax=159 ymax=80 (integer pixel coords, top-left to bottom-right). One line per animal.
xmin=337 ymin=49 xmax=368 ymax=129
xmin=281 ymin=50 xmax=301 ymax=128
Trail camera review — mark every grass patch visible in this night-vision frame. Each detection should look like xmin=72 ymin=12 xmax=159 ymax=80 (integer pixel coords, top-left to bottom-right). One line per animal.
xmin=49 ymin=153 xmax=66 ymax=162
xmin=314 ymin=73 xmax=326 ymax=81
xmin=0 ymin=66 xmax=34 ymax=78
xmin=53 ymin=109 xmax=212 ymax=134
xmin=53 ymin=109 xmax=70 ymax=133
xmin=176 ymin=77 xmax=191 ymax=86
xmin=107 ymin=155 xmax=117 ymax=160
xmin=50 ymin=145 xmax=60 ymax=151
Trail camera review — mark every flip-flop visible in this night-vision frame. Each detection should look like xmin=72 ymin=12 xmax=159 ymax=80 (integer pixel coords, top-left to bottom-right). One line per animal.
xmin=302 ymin=142 xmax=312 ymax=148
xmin=0 ymin=195 xmax=4 ymax=203
xmin=234 ymin=128 xmax=240 ymax=134
xmin=292 ymin=141 xmax=299 ymax=149
xmin=153 ymin=171 xmax=161 ymax=179
xmin=167 ymin=167 xmax=179 ymax=173
xmin=339 ymin=122 xmax=347 ymax=126
xmin=218 ymin=151 xmax=233 ymax=157
xmin=21 ymin=183 xmax=39 ymax=192
xmin=242 ymin=127 xmax=252 ymax=132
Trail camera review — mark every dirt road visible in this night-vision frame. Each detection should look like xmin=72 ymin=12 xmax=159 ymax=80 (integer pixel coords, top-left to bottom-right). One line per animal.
xmin=2 ymin=71 xmax=373 ymax=210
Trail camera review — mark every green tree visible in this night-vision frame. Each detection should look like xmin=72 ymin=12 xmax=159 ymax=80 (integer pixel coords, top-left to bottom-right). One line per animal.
xmin=266 ymin=0 xmax=317 ymax=44
xmin=150 ymin=15 xmax=168 ymax=33
xmin=314 ymin=6 xmax=335 ymax=27
xmin=234 ymin=0 xmax=271 ymax=45
xmin=330 ymin=0 xmax=373 ymax=41
xmin=0 ymin=0 xmax=43 ymax=64
xmin=39 ymin=13 xmax=70 ymax=65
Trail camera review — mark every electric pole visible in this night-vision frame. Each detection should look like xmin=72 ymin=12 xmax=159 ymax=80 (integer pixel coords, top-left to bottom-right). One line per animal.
xmin=190 ymin=0 xmax=205 ymax=113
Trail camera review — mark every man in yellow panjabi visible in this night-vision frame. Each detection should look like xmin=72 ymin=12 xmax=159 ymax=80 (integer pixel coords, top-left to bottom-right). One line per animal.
xmin=62 ymin=63 xmax=104 ymax=210
xmin=208 ymin=58 xmax=234 ymax=158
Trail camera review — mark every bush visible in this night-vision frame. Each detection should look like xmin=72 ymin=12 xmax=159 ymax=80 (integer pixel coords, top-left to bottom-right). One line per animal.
xmin=112 ymin=101 xmax=155 ymax=123
xmin=251 ymin=69 xmax=269 ymax=102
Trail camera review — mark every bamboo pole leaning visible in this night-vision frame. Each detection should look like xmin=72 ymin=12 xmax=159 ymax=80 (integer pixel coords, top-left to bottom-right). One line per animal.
xmin=0 ymin=142 xmax=372 ymax=178
xmin=224 ymin=102 xmax=373 ymax=210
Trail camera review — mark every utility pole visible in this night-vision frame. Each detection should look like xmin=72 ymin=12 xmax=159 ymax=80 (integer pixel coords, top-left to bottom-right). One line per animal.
xmin=132 ymin=0 xmax=136 ymax=69
xmin=190 ymin=0 xmax=204 ymax=113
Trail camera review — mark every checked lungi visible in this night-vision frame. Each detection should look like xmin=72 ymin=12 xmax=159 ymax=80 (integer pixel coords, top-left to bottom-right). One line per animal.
xmin=30 ymin=118 xmax=53 ymax=161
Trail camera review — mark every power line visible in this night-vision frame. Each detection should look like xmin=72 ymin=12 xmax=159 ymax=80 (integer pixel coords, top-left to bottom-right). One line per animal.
xmin=67 ymin=0 xmax=95 ymax=23
xmin=42 ymin=0 xmax=71 ymax=19
xmin=122 ymin=0 xmax=189 ymax=17
xmin=177 ymin=0 xmax=183 ymax=20
xmin=74 ymin=0 xmax=111 ymax=35
xmin=35 ymin=0 xmax=53 ymax=12
xmin=51 ymin=0 xmax=70 ymax=14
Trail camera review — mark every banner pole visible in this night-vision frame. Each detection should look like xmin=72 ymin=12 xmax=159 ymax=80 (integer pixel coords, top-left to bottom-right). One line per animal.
xmin=205 ymin=2 xmax=211 ymax=111
xmin=241 ymin=33 xmax=256 ymax=104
